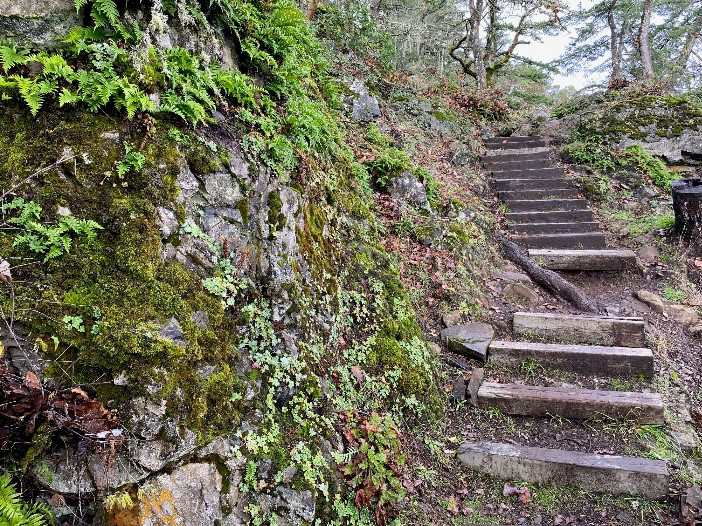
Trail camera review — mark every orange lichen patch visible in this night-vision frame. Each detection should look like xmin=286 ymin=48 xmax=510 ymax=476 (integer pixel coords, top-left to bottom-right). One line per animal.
xmin=138 ymin=488 xmax=181 ymax=526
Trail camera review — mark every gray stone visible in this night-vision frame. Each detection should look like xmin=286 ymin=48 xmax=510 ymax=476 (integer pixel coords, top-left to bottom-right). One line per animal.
xmin=637 ymin=245 xmax=660 ymax=265
xmin=273 ymin=487 xmax=315 ymax=524
xmin=452 ymin=376 xmax=466 ymax=403
xmin=156 ymin=207 xmax=179 ymax=238
xmin=159 ymin=317 xmax=186 ymax=347
xmin=88 ymin=454 xmax=148 ymax=490
xmin=387 ymin=171 xmax=428 ymax=207
xmin=191 ymin=310 xmax=209 ymax=329
xmin=500 ymin=283 xmax=539 ymax=307
xmin=32 ymin=448 xmax=96 ymax=494
xmin=666 ymin=304 xmax=699 ymax=326
xmin=635 ymin=290 xmax=665 ymax=313
xmin=440 ymin=322 xmax=494 ymax=361
xmin=130 ymin=397 xmax=167 ymax=440
xmin=0 ymin=0 xmax=79 ymax=48
xmin=442 ymin=310 xmax=462 ymax=328
xmin=452 ymin=149 xmax=475 ymax=166
xmin=204 ymin=172 xmax=243 ymax=206
xmin=346 ymin=78 xmax=381 ymax=122
xmin=426 ymin=114 xmax=451 ymax=134
xmin=417 ymin=100 xmax=432 ymax=112
xmin=688 ymin=323 xmax=702 ymax=337
xmin=492 ymin=271 xmax=532 ymax=285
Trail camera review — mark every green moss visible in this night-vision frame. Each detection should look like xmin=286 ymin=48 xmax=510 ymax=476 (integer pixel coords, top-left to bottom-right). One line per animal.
xmin=268 ymin=191 xmax=286 ymax=234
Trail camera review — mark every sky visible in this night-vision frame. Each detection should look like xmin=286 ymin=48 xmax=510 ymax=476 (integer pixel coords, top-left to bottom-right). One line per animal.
xmin=515 ymin=0 xmax=609 ymax=90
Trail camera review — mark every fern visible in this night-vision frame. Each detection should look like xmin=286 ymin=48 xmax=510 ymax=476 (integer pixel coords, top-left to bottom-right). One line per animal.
xmin=10 ymin=76 xmax=58 ymax=115
xmin=0 ymin=473 xmax=54 ymax=526
xmin=0 ymin=41 xmax=29 ymax=73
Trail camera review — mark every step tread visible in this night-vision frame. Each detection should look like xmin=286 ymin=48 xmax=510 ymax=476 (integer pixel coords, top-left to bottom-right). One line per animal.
xmin=504 ymin=199 xmax=590 ymax=212
xmin=484 ymin=146 xmax=550 ymax=157
xmin=508 ymin=222 xmax=600 ymax=235
xmin=494 ymin=168 xmax=565 ymax=180
xmin=481 ymin=151 xmax=551 ymax=162
xmin=505 ymin=210 xmax=594 ymax=223
xmin=513 ymin=312 xmax=645 ymax=347
xmin=477 ymin=382 xmax=664 ymax=424
xmin=511 ymin=232 xmax=607 ymax=249
xmin=488 ymin=340 xmax=654 ymax=376
xmin=457 ymin=441 xmax=668 ymax=498
xmin=497 ymin=179 xmax=574 ymax=191
xmin=529 ymin=249 xmax=637 ymax=271
xmin=486 ymin=141 xmax=547 ymax=150
xmin=499 ymin=189 xmax=581 ymax=198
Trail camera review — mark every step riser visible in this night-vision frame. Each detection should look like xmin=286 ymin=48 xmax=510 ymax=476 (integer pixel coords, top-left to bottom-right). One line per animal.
xmin=477 ymin=383 xmax=664 ymax=424
xmin=484 ymin=159 xmax=552 ymax=170
xmin=484 ymin=146 xmax=550 ymax=157
xmin=481 ymin=152 xmax=550 ymax=163
xmin=499 ymin=190 xmax=581 ymax=200
xmin=505 ymin=199 xmax=589 ymax=213
xmin=488 ymin=341 xmax=654 ymax=377
xmin=512 ymin=233 xmax=607 ymax=249
xmin=513 ymin=312 xmax=646 ymax=347
xmin=529 ymin=249 xmax=637 ymax=271
xmin=497 ymin=179 xmax=573 ymax=191
xmin=486 ymin=141 xmax=547 ymax=150
xmin=457 ymin=442 xmax=669 ymax=498
xmin=493 ymin=168 xmax=564 ymax=179
xmin=506 ymin=210 xmax=595 ymax=223
xmin=508 ymin=222 xmax=600 ymax=235
xmin=485 ymin=136 xmax=544 ymax=144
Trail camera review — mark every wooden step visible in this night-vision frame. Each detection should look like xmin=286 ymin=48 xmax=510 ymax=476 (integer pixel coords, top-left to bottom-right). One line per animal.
xmin=481 ymin=151 xmax=550 ymax=163
xmin=513 ymin=312 xmax=646 ymax=347
xmin=505 ymin=199 xmax=589 ymax=213
xmin=499 ymin=189 xmax=581 ymax=200
xmin=488 ymin=340 xmax=654 ymax=376
xmin=529 ymin=249 xmax=637 ymax=271
xmin=486 ymin=141 xmax=546 ymax=150
xmin=505 ymin=209 xmax=594 ymax=223
xmin=457 ymin=441 xmax=668 ymax=498
xmin=485 ymin=136 xmax=544 ymax=144
xmin=484 ymin=146 xmax=550 ymax=157
xmin=477 ymin=382 xmax=664 ymax=423
xmin=508 ymin=222 xmax=600 ymax=235
xmin=496 ymin=178 xmax=573 ymax=191
xmin=511 ymin=232 xmax=607 ymax=249
xmin=493 ymin=168 xmax=564 ymax=179
xmin=484 ymin=158 xmax=551 ymax=170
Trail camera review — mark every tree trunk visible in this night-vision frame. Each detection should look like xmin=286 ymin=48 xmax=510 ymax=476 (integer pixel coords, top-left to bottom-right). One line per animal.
xmin=305 ymin=0 xmax=318 ymax=20
xmin=672 ymin=178 xmax=702 ymax=244
xmin=369 ymin=0 xmax=381 ymax=16
xmin=608 ymin=3 xmax=622 ymax=83
xmin=470 ymin=0 xmax=487 ymax=88
xmin=497 ymin=236 xmax=601 ymax=314
xmin=638 ymin=0 xmax=655 ymax=82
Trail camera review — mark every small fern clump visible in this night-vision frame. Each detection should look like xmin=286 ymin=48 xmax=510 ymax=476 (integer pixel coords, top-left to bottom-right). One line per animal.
xmin=0 ymin=473 xmax=54 ymax=526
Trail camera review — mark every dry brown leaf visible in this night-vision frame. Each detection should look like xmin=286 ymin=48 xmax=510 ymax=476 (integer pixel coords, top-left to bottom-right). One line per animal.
xmin=446 ymin=495 xmax=460 ymax=515
xmin=24 ymin=371 xmax=41 ymax=390
xmin=0 ymin=259 xmax=11 ymax=283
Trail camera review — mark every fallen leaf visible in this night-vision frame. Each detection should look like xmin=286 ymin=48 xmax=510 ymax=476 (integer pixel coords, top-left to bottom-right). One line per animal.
xmin=0 ymin=259 xmax=11 ymax=283
xmin=24 ymin=371 xmax=41 ymax=390
xmin=350 ymin=366 xmax=365 ymax=384
xmin=446 ymin=495 xmax=460 ymax=515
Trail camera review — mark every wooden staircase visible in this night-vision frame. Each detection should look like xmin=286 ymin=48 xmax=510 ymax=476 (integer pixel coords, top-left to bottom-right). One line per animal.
xmin=456 ymin=136 xmax=670 ymax=499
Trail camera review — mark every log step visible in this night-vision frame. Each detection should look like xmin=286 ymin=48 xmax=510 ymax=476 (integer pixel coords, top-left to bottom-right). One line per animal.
xmin=486 ymin=141 xmax=547 ymax=150
xmin=484 ymin=158 xmax=551 ymax=170
xmin=457 ymin=441 xmax=668 ymax=498
xmin=505 ymin=209 xmax=594 ymax=223
xmin=499 ymin=189 xmax=581 ymax=200
xmin=505 ymin=199 xmax=589 ymax=213
xmin=481 ymin=151 xmax=550 ymax=163
xmin=496 ymin=179 xmax=573 ymax=191
xmin=484 ymin=146 xmax=550 ymax=157
xmin=488 ymin=340 xmax=654 ymax=377
xmin=508 ymin=222 xmax=601 ymax=235
xmin=494 ymin=168 xmax=565 ymax=179
xmin=513 ymin=312 xmax=646 ymax=347
xmin=529 ymin=249 xmax=638 ymax=271
xmin=511 ymin=232 xmax=607 ymax=249
xmin=477 ymin=382 xmax=664 ymax=423
xmin=485 ymin=136 xmax=544 ymax=145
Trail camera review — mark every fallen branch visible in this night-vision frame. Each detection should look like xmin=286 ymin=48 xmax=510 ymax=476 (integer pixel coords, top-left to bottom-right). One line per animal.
xmin=497 ymin=235 xmax=601 ymax=314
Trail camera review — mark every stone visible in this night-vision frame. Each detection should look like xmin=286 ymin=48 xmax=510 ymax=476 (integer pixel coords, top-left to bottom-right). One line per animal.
xmin=272 ymin=487 xmax=315 ymax=525
xmin=501 ymin=282 xmax=539 ymax=307
xmin=440 ymin=322 xmax=494 ymax=361
xmin=452 ymin=376 xmax=466 ymax=403
xmin=666 ymin=304 xmax=699 ymax=326
xmin=0 ymin=0 xmax=79 ymax=48
xmin=442 ymin=310 xmax=462 ymax=328
xmin=204 ymin=172 xmax=243 ymax=206
xmin=130 ymin=397 xmax=168 ymax=440
xmin=159 ymin=317 xmax=186 ymax=347
xmin=492 ymin=270 xmax=532 ymax=285
xmin=387 ymin=171 xmax=428 ymax=207
xmin=346 ymin=78 xmax=380 ymax=122
xmin=688 ymin=323 xmax=702 ymax=337
xmin=451 ymin=149 xmax=475 ymax=166
xmin=638 ymin=245 xmax=660 ymax=264
xmin=156 ymin=207 xmax=179 ymax=238
xmin=635 ymin=290 xmax=665 ymax=313
xmin=191 ymin=310 xmax=209 ymax=329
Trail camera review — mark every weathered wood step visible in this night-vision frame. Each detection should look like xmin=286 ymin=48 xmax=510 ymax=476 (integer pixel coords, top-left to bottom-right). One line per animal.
xmin=493 ymin=168 xmax=564 ymax=179
xmin=500 ymin=189 xmax=580 ymax=200
xmin=484 ymin=158 xmax=552 ymax=170
xmin=529 ymin=249 xmax=637 ymax=271
xmin=477 ymin=382 xmax=664 ymax=423
xmin=489 ymin=340 xmax=654 ymax=376
xmin=484 ymin=146 xmax=550 ymax=157
xmin=513 ymin=312 xmax=646 ymax=347
xmin=485 ymin=136 xmax=544 ymax=144
xmin=457 ymin=441 xmax=668 ymax=498
xmin=508 ymin=222 xmax=600 ymax=235
xmin=511 ymin=232 xmax=607 ymax=249
xmin=505 ymin=199 xmax=589 ymax=213
xmin=486 ymin=141 xmax=546 ymax=150
xmin=481 ymin=151 xmax=550 ymax=163
xmin=496 ymin=178 xmax=573 ymax=191
xmin=505 ymin=209 xmax=594 ymax=223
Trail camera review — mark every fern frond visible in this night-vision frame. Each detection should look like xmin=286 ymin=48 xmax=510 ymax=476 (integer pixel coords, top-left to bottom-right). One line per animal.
xmin=0 ymin=42 xmax=29 ymax=73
